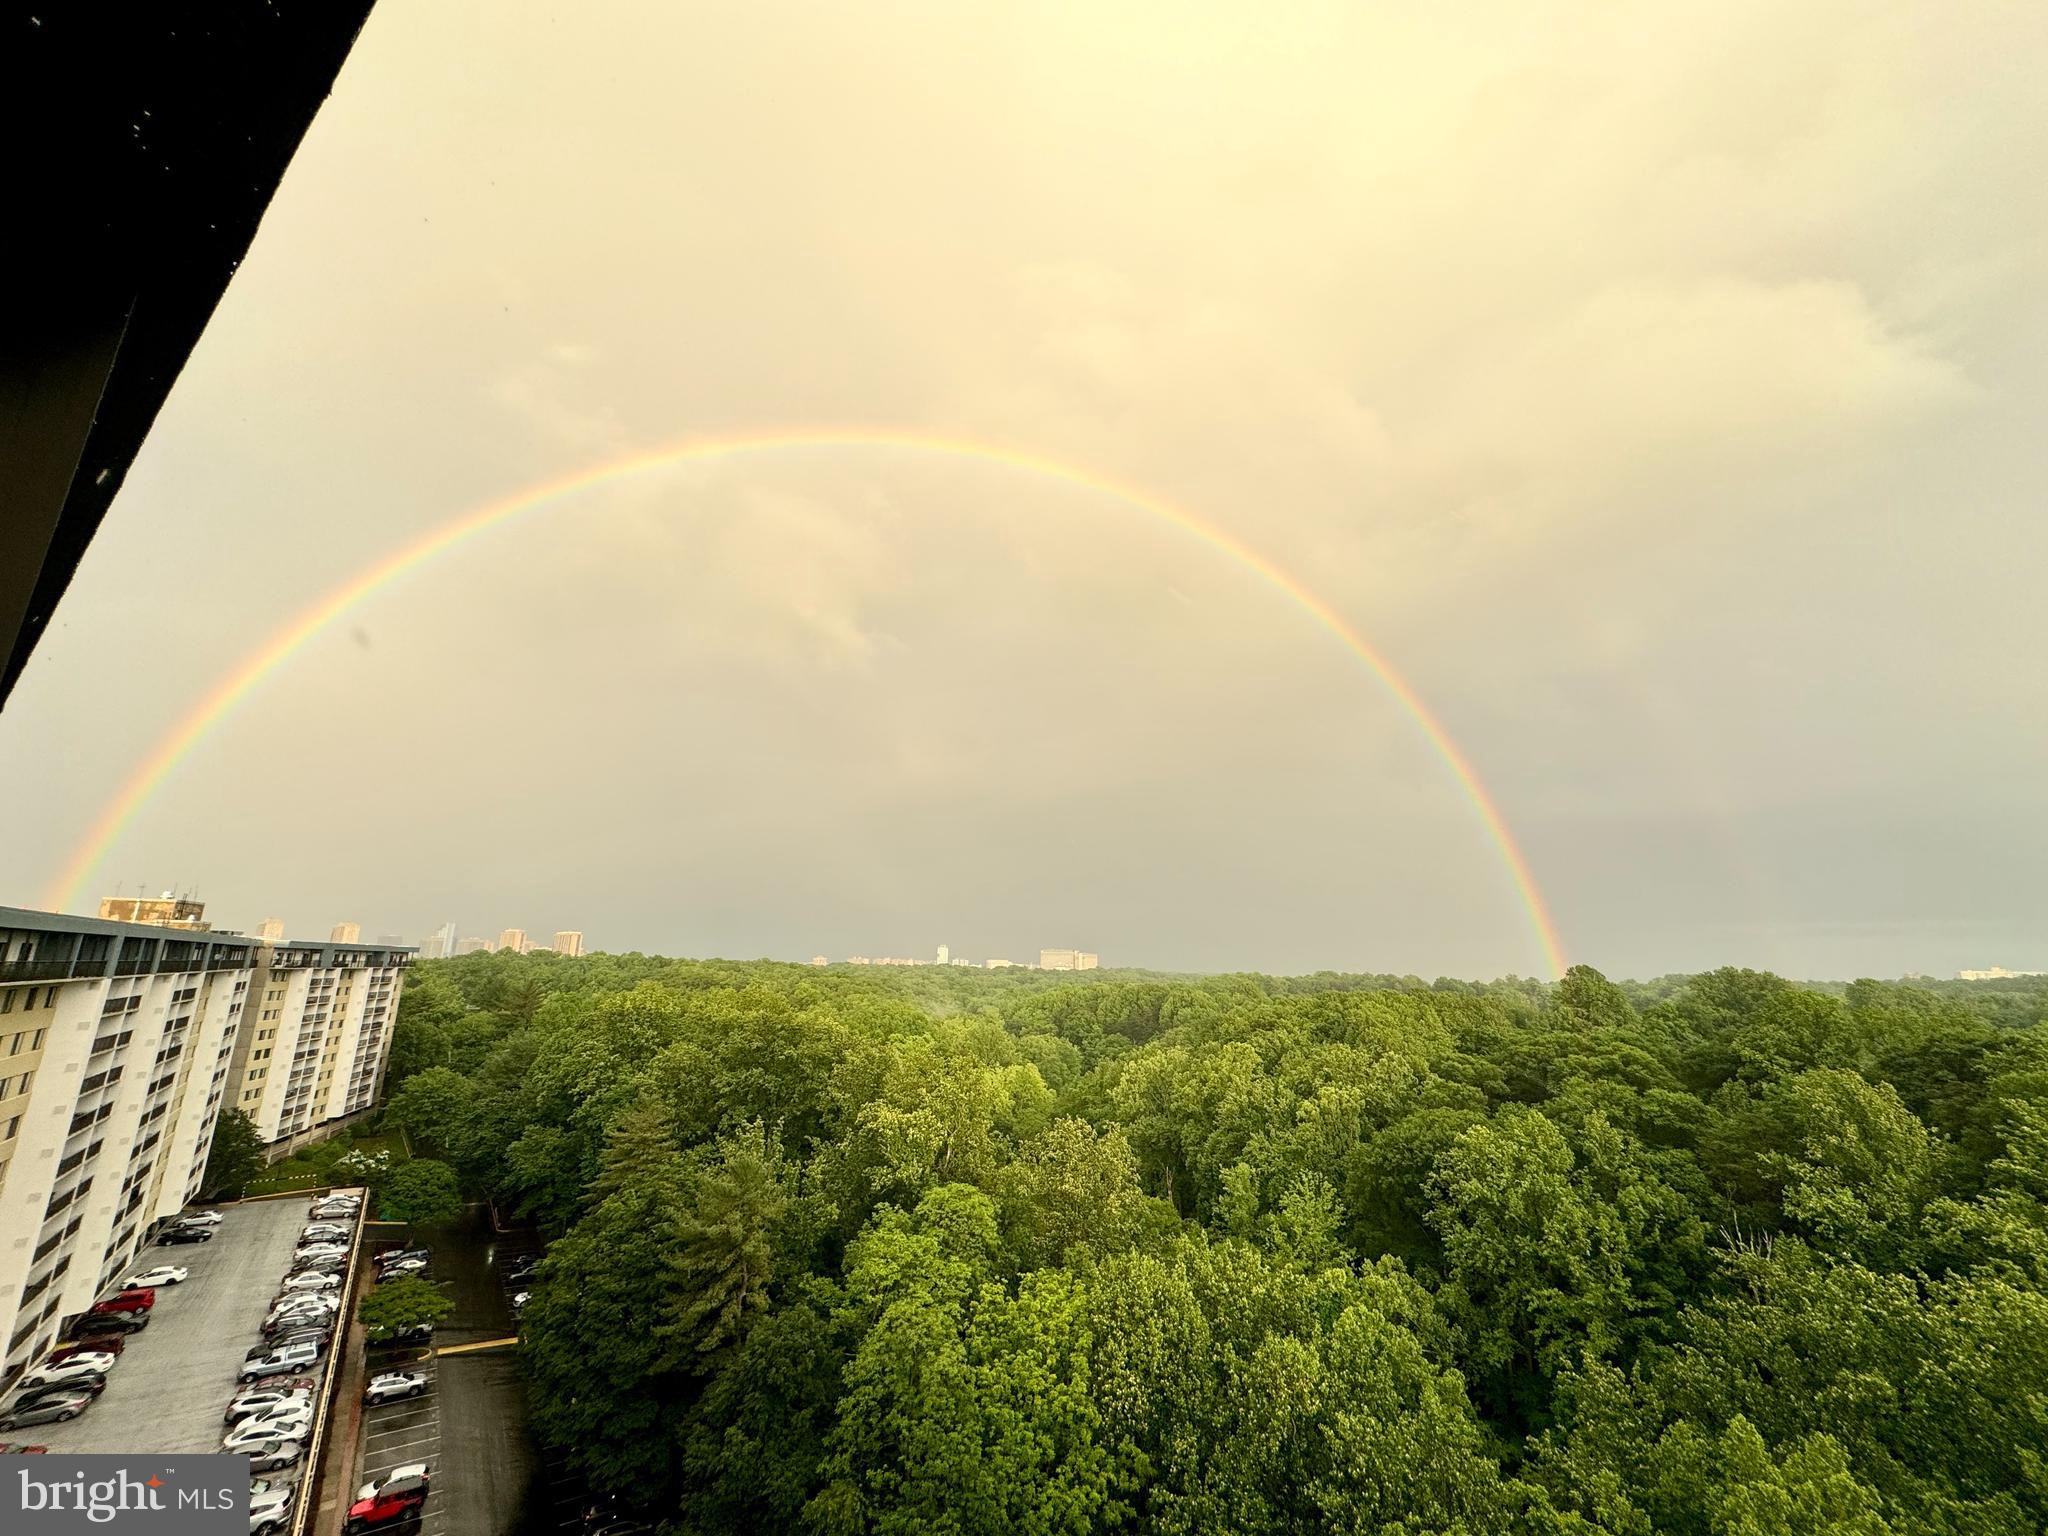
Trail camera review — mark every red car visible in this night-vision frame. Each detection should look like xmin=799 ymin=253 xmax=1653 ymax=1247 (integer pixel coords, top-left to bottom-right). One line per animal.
xmin=345 ymin=1472 xmax=429 ymax=1532
xmin=90 ymin=1288 xmax=155 ymax=1316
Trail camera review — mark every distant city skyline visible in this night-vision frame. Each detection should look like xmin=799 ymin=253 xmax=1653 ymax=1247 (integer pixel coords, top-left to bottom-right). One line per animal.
xmin=837 ymin=943 xmax=1096 ymax=971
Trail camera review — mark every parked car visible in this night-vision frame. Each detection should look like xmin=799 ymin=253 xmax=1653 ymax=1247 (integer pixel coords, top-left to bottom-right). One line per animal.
xmin=376 ymin=1247 xmax=430 ymax=1269
xmin=376 ymin=1259 xmax=428 ymax=1280
xmin=265 ymin=1300 xmax=339 ymax=1324
xmin=302 ymin=1224 xmax=350 ymax=1241
xmin=0 ymin=1392 xmax=91 ymax=1431
xmin=345 ymin=1469 xmax=428 ymax=1535
xmin=174 ymin=1210 xmax=225 ymax=1228
xmin=121 ymin=1265 xmax=189 ymax=1289
xmin=510 ymin=1291 xmax=531 ymax=1315
xmin=246 ymin=1327 xmax=328 ymax=1361
xmin=362 ymin=1370 xmax=429 ymax=1406
xmin=224 ymin=1412 xmax=311 ymax=1454
xmin=295 ymin=1242 xmax=348 ymax=1259
xmin=278 ymin=1271 xmax=339 ymax=1293
xmin=240 ymin=1341 xmax=324 ymax=1382
xmin=64 ymin=1309 xmax=145 ymax=1337
xmin=366 ymin=1321 xmax=434 ymax=1347
xmin=9 ymin=1384 xmax=102 ymax=1417
xmin=263 ymin=1308 xmax=337 ymax=1336
xmin=160 ymin=1225 xmax=213 ymax=1246
xmin=17 ymin=1358 xmax=111 ymax=1392
xmin=235 ymin=1438 xmax=305 ymax=1475
xmin=225 ymin=1383 xmax=315 ymax=1423
xmin=503 ymin=1257 xmax=540 ymax=1282
xmin=249 ymin=1480 xmax=293 ymax=1535
xmin=91 ymin=1287 xmax=155 ymax=1315
xmin=46 ymin=1335 xmax=124 ymax=1364
xmin=226 ymin=1403 xmax=314 ymax=1446
xmin=353 ymin=1465 xmax=430 ymax=1504
xmin=290 ymin=1257 xmax=347 ymax=1278
xmin=35 ymin=1349 xmax=116 ymax=1377
xmin=253 ymin=1327 xmax=331 ymax=1358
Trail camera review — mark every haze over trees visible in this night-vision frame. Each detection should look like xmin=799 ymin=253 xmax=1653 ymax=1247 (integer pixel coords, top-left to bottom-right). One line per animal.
xmin=385 ymin=951 xmax=2048 ymax=1535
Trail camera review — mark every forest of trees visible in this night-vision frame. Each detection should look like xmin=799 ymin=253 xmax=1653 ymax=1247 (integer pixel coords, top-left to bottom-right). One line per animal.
xmin=382 ymin=951 xmax=2048 ymax=1535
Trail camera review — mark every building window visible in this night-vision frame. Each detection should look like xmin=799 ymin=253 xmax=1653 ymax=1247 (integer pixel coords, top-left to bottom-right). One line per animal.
xmin=30 ymin=1030 xmax=43 ymax=1050
xmin=43 ymin=988 xmax=57 ymax=1009
xmin=18 ymin=990 xmax=34 ymax=1010
xmin=4 ymin=1115 xmax=20 ymax=1140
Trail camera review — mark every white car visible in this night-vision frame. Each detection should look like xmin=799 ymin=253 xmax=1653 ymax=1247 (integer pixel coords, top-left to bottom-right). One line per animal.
xmin=355 ymin=1464 xmax=429 ymax=1503
xmin=250 ymin=1480 xmax=293 ymax=1534
xmin=20 ymin=1357 xmax=113 ymax=1390
xmin=363 ymin=1371 xmax=429 ymax=1406
xmin=225 ymin=1417 xmax=310 ymax=1454
xmin=175 ymin=1210 xmax=225 ymax=1228
xmin=225 ymin=1385 xmax=313 ymax=1424
xmin=122 ymin=1266 xmax=189 ymax=1288
xmin=278 ymin=1271 xmax=339 ymax=1292
xmin=294 ymin=1245 xmax=348 ymax=1262
xmin=302 ymin=1224 xmax=350 ymax=1240
xmin=236 ymin=1403 xmax=315 ymax=1443
xmin=267 ymin=1298 xmax=339 ymax=1323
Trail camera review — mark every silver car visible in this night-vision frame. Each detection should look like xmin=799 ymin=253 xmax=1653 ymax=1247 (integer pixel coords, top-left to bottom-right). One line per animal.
xmin=237 ymin=1438 xmax=305 ymax=1475
xmin=250 ymin=1480 xmax=293 ymax=1534
xmin=0 ymin=1390 xmax=92 ymax=1430
xmin=363 ymin=1370 xmax=429 ymax=1405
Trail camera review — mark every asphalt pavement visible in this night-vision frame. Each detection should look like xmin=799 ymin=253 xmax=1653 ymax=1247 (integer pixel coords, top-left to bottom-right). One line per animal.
xmin=14 ymin=1197 xmax=324 ymax=1455
xmin=350 ymin=1210 xmax=544 ymax=1536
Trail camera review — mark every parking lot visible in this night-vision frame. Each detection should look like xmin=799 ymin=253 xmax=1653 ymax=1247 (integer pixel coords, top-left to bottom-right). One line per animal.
xmin=356 ymin=1344 xmax=447 ymax=1536
xmin=17 ymin=1195 xmax=348 ymax=1456
xmin=347 ymin=1216 xmax=543 ymax=1536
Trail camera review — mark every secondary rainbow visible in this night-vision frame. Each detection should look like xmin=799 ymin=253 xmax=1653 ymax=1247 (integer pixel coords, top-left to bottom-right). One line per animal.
xmin=46 ymin=429 xmax=1567 ymax=977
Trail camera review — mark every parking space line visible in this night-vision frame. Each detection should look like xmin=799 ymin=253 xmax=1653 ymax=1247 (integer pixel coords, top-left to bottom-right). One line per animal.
xmin=364 ymin=1431 xmax=441 ymax=1452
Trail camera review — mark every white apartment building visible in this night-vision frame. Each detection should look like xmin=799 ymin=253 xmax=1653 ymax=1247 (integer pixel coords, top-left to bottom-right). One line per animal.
xmin=552 ymin=931 xmax=584 ymax=958
xmin=227 ymin=937 xmax=411 ymax=1144
xmin=0 ymin=908 xmax=259 ymax=1379
xmin=0 ymin=907 xmax=412 ymax=1383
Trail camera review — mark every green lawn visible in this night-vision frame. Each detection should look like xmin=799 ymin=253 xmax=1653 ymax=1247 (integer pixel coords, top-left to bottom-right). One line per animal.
xmin=242 ymin=1123 xmax=410 ymax=1197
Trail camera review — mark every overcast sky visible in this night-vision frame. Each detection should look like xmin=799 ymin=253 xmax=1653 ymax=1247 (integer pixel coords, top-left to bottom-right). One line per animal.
xmin=4 ymin=0 xmax=2045 ymax=980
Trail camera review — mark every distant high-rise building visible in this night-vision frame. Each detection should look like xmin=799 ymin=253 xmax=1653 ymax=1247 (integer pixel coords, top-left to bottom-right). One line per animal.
xmin=498 ymin=928 xmax=527 ymax=953
xmin=1039 ymin=948 xmax=1100 ymax=971
xmin=552 ymin=931 xmax=585 ymax=957
xmin=456 ymin=936 xmax=493 ymax=955
xmin=937 ymin=943 xmax=950 ymax=965
xmin=986 ymin=958 xmax=1016 ymax=968
xmin=98 ymin=893 xmax=209 ymax=930
xmin=810 ymin=955 xmax=829 ymax=966
xmin=257 ymin=916 xmax=286 ymax=941
xmin=418 ymin=921 xmax=456 ymax=960
xmin=330 ymin=921 xmax=360 ymax=943
xmin=1957 ymin=967 xmax=2046 ymax=980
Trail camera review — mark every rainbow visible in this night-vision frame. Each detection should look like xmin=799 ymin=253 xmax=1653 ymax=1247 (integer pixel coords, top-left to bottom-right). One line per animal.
xmin=45 ymin=430 xmax=1567 ymax=977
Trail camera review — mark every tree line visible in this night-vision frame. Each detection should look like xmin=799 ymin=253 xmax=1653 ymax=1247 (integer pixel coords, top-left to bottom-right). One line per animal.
xmin=382 ymin=952 xmax=2048 ymax=1535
